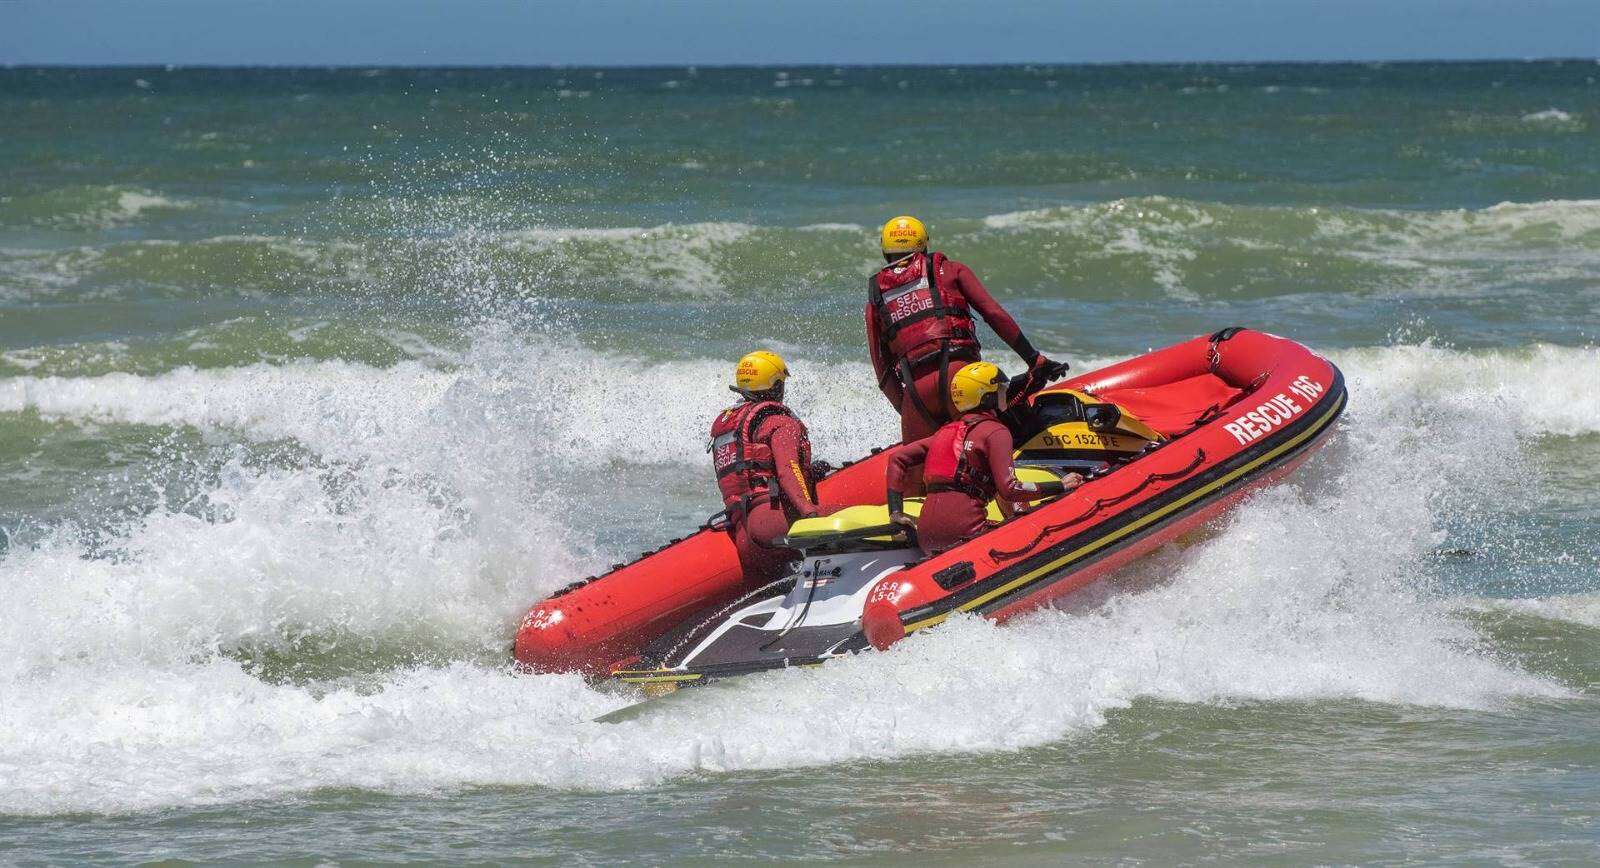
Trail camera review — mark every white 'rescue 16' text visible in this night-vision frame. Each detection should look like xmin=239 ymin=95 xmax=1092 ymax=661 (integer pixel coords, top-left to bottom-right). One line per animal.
xmin=1223 ymin=375 xmax=1324 ymax=445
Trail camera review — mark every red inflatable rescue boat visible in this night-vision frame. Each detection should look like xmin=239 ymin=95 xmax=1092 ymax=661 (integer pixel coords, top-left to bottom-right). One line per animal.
xmin=514 ymin=328 xmax=1345 ymax=690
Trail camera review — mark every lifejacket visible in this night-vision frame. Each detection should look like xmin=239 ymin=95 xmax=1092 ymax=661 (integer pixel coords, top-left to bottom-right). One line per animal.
xmin=868 ymin=252 xmax=980 ymax=370
xmin=708 ymin=400 xmax=813 ymax=515
xmin=922 ymin=414 xmax=995 ymax=501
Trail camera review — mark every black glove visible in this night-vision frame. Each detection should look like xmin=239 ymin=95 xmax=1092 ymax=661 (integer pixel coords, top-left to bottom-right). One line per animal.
xmin=1033 ymin=353 xmax=1068 ymax=375
xmin=809 ymin=459 xmax=836 ymax=478
xmin=1007 ymin=356 xmax=1066 ymax=402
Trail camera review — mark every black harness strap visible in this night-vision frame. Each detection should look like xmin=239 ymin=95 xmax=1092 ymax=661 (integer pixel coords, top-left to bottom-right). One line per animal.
xmin=934 ymin=340 xmax=955 ymax=420
xmin=716 ymin=459 xmax=774 ymax=478
xmin=899 ymin=357 xmax=941 ymax=430
xmin=731 ymin=490 xmax=778 ymax=520
xmin=926 ymin=481 xmax=988 ymax=499
xmin=906 ymin=336 xmax=983 ymax=432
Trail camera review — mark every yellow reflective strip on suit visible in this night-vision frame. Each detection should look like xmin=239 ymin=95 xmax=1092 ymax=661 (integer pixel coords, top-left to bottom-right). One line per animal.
xmin=904 ymin=392 xmax=1345 ymax=632
xmin=790 ymin=460 xmax=811 ymax=502
xmin=615 ymin=672 xmax=705 ymax=684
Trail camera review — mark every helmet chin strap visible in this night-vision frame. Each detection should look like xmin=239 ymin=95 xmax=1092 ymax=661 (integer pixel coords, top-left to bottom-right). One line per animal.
xmin=732 ymin=384 xmax=785 ymax=402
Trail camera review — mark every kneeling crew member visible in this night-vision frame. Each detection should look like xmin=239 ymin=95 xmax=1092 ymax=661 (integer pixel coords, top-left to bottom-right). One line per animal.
xmin=885 ymin=362 xmax=1083 ymax=558
xmin=709 ymin=350 xmax=826 ymax=583
xmin=867 ymin=215 xmax=1058 ymax=442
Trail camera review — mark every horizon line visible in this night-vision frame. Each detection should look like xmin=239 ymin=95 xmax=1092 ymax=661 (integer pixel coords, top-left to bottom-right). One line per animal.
xmin=5 ymin=56 xmax=1598 ymax=71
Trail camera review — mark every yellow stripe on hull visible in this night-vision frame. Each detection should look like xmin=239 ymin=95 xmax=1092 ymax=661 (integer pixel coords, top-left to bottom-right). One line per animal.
xmin=904 ymin=391 xmax=1346 ymax=633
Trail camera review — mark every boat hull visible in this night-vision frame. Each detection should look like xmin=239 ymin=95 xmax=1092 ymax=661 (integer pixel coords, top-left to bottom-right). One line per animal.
xmin=516 ymin=328 xmax=1346 ymax=682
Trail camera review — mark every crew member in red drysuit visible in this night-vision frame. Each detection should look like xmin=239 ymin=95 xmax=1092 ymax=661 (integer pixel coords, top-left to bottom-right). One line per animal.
xmin=885 ymin=362 xmax=1082 ymax=557
xmin=868 ymin=215 xmax=1058 ymax=442
xmin=709 ymin=350 xmax=831 ymax=583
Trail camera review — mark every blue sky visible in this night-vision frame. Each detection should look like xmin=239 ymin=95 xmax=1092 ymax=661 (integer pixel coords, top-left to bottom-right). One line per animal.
xmin=2 ymin=0 xmax=1596 ymax=65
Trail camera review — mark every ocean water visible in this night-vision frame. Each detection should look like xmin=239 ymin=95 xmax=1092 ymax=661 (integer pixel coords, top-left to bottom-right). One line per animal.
xmin=0 ymin=63 xmax=1597 ymax=863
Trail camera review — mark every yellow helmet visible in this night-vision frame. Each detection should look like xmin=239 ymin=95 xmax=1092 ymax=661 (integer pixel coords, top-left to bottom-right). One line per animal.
xmin=733 ymin=350 xmax=789 ymax=394
xmin=880 ymin=215 xmax=928 ymax=257
xmin=949 ymin=361 xmax=1007 ymax=412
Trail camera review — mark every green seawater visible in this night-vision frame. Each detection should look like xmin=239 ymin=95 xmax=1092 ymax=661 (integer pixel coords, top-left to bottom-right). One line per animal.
xmin=0 ymin=63 xmax=1596 ymax=863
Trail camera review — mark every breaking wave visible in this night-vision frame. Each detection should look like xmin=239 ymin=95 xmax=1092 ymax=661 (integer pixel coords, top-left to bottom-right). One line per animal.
xmin=0 ymin=335 xmax=1586 ymax=814
xmin=5 ymin=342 xmax=1596 ymax=452
xmin=1332 ymin=343 xmax=1600 ymax=439
xmin=978 ymin=197 xmax=1600 ymax=299
xmin=1520 ymin=108 xmax=1582 ymax=128
xmin=1457 ymin=594 xmax=1600 ymax=630
xmin=0 ymin=185 xmax=192 ymax=230
xmin=4 ymin=198 xmax=1598 ymax=304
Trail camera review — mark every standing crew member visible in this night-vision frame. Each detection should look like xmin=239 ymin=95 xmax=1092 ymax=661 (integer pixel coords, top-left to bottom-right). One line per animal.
xmin=867 ymin=215 xmax=1058 ymax=442
xmin=709 ymin=350 xmax=827 ymax=583
xmin=885 ymin=362 xmax=1083 ymax=557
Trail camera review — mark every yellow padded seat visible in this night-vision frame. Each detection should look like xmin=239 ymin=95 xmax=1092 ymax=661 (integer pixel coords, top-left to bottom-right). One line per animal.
xmin=785 ymin=467 xmax=1061 ymax=542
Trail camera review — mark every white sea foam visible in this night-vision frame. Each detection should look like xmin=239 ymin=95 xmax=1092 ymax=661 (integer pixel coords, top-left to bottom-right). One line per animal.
xmin=0 ymin=350 xmax=893 ymax=467
xmin=0 ymin=460 xmax=556 ymax=678
xmin=1329 ymin=344 xmax=1600 ymax=438
xmin=984 ymin=196 xmax=1600 ymax=248
xmin=1318 ymin=198 xmax=1600 ymax=249
xmin=7 ymin=185 xmax=194 ymax=230
xmin=0 ymin=350 xmax=45 ymax=371
xmin=1520 ymin=108 xmax=1579 ymax=125
xmin=4 ymin=343 xmax=1595 ymax=466
xmin=0 ymin=338 xmax=1582 ymax=814
xmin=112 ymin=190 xmax=185 ymax=220
xmin=0 ymin=360 xmax=457 ymax=461
xmin=979 ymin=197 xmax=1600 ymax=300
